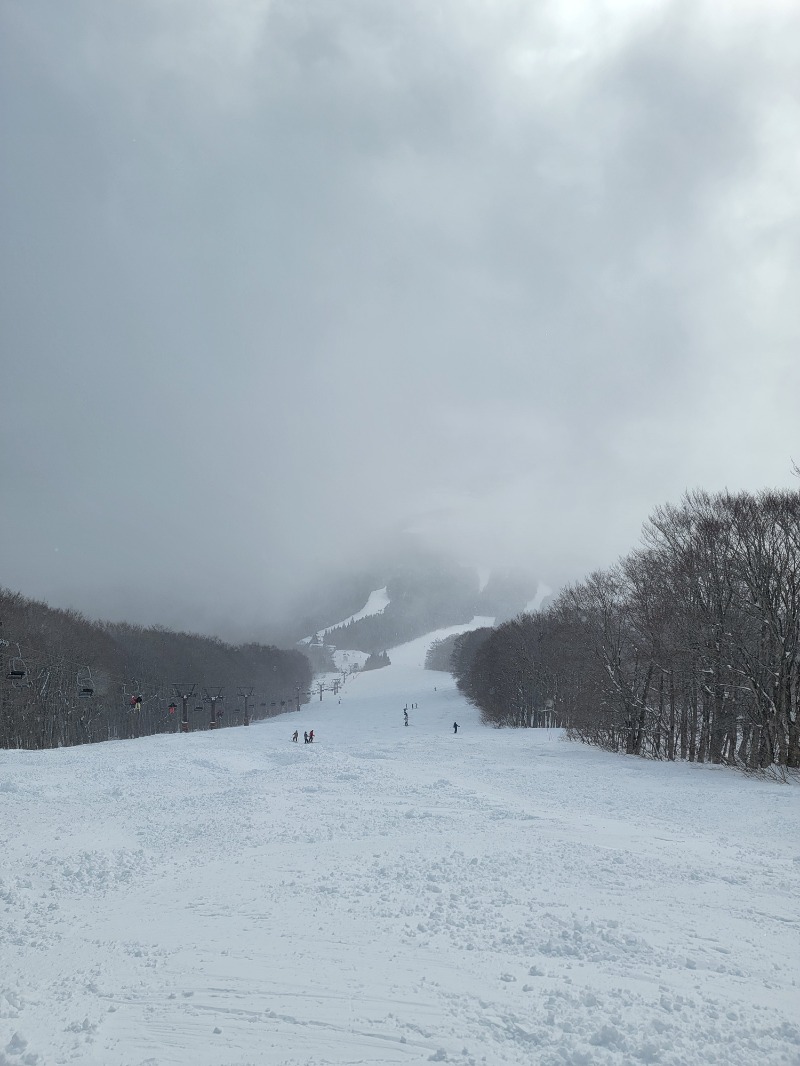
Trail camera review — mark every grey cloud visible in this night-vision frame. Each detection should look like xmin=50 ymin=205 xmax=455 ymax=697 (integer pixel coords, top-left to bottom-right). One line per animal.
xmin=1 ymin=0 xmax=798 ymax=636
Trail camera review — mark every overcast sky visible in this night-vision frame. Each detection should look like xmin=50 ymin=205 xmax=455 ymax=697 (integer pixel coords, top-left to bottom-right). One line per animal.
xmin=1 ymin=0 xmax=799 ymax=638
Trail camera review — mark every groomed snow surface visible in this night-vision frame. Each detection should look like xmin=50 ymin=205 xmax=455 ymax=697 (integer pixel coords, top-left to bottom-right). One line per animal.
xmin=1 ymin=624 xmax=799 ymax=1066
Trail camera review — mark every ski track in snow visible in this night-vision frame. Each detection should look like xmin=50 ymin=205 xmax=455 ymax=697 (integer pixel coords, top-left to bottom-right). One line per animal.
xmin=1 ymin=625 xmax=798 ymax=1066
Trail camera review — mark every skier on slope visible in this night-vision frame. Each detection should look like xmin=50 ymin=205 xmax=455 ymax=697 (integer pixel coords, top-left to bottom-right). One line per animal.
xmin=453 ymin=722 xmax=459 ymax=734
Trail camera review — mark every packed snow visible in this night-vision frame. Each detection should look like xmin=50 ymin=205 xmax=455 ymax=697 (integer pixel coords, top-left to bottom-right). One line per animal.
xmin=1 ymin=624 xmax=799 ymax=1066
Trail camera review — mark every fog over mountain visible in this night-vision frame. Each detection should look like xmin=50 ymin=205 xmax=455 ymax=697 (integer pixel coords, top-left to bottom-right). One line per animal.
xmin=1 ymin=1 xmax=798 ymax=640
xmin=268 ymin=538 xmax=539 ymax=650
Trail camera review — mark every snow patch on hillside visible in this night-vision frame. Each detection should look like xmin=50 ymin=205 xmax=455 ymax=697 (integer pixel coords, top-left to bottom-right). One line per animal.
xmin=300 ymin=586 xmax=390 ymax=643
xmin=332 ymin=648 xmax=370 ymax=672
xmin=525 ymin=582 xmax=553 ymax=613
xmin=390 ymin=616 xmax=495 ymax=670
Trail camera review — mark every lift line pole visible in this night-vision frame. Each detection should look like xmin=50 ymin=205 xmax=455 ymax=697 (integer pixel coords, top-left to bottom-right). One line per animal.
xmin=204 ymin=687 xmax=224 ymax=729
xmin=238 ymin=687 xmax=254 ymax=726
xmin=173 ymin=684 xmax=196 ymax=733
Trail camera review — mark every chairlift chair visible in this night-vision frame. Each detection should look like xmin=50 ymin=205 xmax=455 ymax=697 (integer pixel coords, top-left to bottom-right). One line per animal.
xmin=77 ymin=667 xmax=95 ymax=698
xmin=6 ymin=649 xmax=30 ymax=688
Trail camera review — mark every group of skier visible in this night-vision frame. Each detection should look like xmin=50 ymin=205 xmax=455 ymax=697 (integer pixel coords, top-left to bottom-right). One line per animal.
xmin=289 ymin=696 xmax=460 ymax=744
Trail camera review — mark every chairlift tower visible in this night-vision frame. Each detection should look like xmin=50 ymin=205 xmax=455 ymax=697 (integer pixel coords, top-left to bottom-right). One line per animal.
xmin=237 ymin=687 xmax=254 ymax=726
xmin=172 ymin=684 xmax=196 ymax=733
xmin=203 ymin=687 xmax=224 ymax=729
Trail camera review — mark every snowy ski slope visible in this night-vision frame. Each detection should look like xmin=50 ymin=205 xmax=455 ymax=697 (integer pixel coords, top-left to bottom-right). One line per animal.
xmin=299 ymin=587 xmax=390 ymax=643
xmin=1 ymin=623 xmax=798 ymax=1066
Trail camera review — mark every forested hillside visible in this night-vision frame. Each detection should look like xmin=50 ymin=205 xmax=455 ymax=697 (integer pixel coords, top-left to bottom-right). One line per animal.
xmin=322 ymin=559 xmax=479 ymax=652
xmin=452 ymin=489 xmax=800 ymax=771
xmin=0 ymin=589 xmax=311 ymax=749
xmin=281 ymin=544 xmax=539 ymax=653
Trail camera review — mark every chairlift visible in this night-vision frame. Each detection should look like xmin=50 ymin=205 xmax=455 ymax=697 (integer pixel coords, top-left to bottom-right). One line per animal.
xmin=5 ymin=647 xmax=30 ymax=687
xmin=73 ymin=665 xmax=94 ymax=699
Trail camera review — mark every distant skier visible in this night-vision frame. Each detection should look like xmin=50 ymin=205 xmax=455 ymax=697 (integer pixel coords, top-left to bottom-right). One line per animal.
xmin=453 ymin=722 xmax=459 ymax=734
xmin=308 ymin=730 xmax=315 ymax=743
xmin=292 ymin=730 xmax=299 ymax=742
xmin=303 ymin=731 xmax=309 ymax=744
xmin=404 ymin=710 xmax=409 ymax=727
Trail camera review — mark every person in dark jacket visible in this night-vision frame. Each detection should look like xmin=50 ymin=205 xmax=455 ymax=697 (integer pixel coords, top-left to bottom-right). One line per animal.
xmin=453 ymin=722 xmax=459 ymax=734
